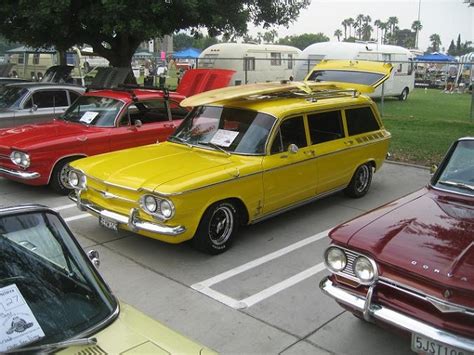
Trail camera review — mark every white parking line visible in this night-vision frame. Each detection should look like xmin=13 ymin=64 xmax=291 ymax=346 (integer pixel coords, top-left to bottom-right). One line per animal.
xmin=64 ymin=213 xmax=92 ymax=222
xmin=53 ymin=203 xmax=77 ymax=211
xmin=191 ymin=229 xmax=330 ymax=309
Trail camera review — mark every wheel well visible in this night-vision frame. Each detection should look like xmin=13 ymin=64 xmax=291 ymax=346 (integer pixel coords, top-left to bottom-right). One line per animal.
xmin=48 ymin=155 xmax=86 ymax=183
xmin=367 ymin=160 xmax=376 ymax=171
xmin=221 ymin=198 xmax=249 ymax=226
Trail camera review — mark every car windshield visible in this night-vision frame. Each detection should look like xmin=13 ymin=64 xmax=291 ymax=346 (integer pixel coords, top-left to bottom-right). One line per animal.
xmin=0 ymin=211 xmax=117 ymax=353
xmin=434 ymin=140 xmax=474 ymax=196
xmin=306 ymin=70 xmax=385 ymax=86
xmin=61 ymin=96 xmax=124 ymax=127
xmin=0 ymin=87 xmax=27 ymax=109
xmin=169 ymin=106 xmax=275 ymax=155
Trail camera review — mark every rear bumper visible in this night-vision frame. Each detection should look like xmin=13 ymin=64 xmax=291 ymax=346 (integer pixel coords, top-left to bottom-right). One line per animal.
xmin=0 ymin=166 xmax=40 ymax=180
xmin=70 ymin=193 xmax=186 ymax=237
xmin=319 ymin=277 xmax=474 ymax=352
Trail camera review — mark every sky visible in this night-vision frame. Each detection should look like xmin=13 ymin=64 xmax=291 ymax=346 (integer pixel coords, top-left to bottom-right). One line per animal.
xmin=248 ymin=0 xmax=473 ymax=52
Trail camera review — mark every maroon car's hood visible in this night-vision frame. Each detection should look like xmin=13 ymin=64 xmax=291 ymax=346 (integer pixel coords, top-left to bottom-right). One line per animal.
xmin=333 ymin=188 xmax=474 ymax=288
xmin=0 ymin=120 xmax=102 ymax=150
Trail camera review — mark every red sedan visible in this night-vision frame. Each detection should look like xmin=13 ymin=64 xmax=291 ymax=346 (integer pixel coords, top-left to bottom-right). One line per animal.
xmin=320 ymin=137 xmax=474 ymax=354
xmin=0 ymin=69 xmax=234 ymax=193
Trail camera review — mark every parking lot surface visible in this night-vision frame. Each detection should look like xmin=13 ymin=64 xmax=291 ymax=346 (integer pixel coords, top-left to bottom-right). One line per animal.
xmin=0 ymin=161 xmax=430 ymax=354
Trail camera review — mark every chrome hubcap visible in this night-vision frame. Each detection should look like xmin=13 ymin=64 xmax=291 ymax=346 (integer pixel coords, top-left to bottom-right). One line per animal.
xmin=59 ymin=165 xmax=70 ymax=188
xmin=208 ymin=206 xmax=234 ymax=246
xmin=355 ymin=165 xmax=370 ymax=193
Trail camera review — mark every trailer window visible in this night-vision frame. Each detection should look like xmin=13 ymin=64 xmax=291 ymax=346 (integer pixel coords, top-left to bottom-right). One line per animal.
xmin=244 ymin=57 xmax=255 ymax=71
xmin=33 ymin=54 xmax=40 ymax=65
xmin=271 ymin=53 xmax=282 ymax=66
xmin=288 ymin=54 xmax=293 ymax=69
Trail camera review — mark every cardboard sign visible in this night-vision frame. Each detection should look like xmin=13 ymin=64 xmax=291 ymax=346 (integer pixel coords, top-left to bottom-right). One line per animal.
xmin=79 ymin=111 xmax=98 ymax=124
xmin=0 ymin=284 xmax=45 ymax=352
xmin=210 ymin=129 xmax=239 ymax=147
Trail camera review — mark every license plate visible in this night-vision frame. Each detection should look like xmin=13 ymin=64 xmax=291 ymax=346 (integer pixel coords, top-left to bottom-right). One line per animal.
xmin=99 ymin=216 xmax=118 ymax=231
xmin=411 ymin=333 xmax=471 ymax=355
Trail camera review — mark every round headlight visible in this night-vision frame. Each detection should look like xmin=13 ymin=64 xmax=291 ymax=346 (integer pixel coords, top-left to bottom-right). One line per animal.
xmin=160 ymin=200 xmax=173 ymax=218
xmin=144 ymin=195 xmax=158 ymax=213
xmin=10 ymin=151 xmax=30 ymax=168
xmin=68 ymin=171 xmax=79 ymax=187
xmin=354 ymin=256 xmax=376 ymax=283
xmin=325 ymin=247 xmax=347 ymax=272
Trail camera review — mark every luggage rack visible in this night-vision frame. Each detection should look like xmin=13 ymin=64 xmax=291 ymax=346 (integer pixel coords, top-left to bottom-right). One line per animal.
xmin=247 ymin=86 xmax=360 ymax=102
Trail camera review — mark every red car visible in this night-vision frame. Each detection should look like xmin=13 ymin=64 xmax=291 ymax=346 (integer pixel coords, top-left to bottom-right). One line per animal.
xmin=320 ymin=137 xmax=474 ymax=354
xmin=0 ymin=69 xmax=234 ymax=193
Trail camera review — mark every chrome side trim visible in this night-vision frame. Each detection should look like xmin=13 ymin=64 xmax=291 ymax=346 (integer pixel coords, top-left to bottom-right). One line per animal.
xmin=379 ymin=277 xmax=474 ymax=316
xmin=69 ymin=194 xmax=186 ymax=236
xmin=430 ymin=185 xmax=474 ymax=198
xmin=0 ymin=166 xmax=40 ymax=180
xmin=251 ymin=185 xmax=346 ymax=224
xmin=320 ymin=277 xmax=474 ymax=352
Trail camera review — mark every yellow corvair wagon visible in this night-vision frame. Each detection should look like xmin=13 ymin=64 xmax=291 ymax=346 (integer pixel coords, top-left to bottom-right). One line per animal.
xmin=68 ymin=61 xmax=392 ymax=254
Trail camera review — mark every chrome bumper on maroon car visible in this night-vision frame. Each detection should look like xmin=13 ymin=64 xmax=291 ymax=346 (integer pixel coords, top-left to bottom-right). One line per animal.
xmin=0 ymin=166 xmax=40 ymax=180
xmin=320 ymin=277 xmax=474 ymax=352
xmin=69 ymin=193 xmax=186 ymax=236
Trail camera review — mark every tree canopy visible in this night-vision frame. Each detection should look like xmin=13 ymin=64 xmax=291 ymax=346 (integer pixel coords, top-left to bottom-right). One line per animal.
xmin=278 ymin=33 xmax=329 ymax=50
xmin=0 ymin=0 xmax=310 ymax=67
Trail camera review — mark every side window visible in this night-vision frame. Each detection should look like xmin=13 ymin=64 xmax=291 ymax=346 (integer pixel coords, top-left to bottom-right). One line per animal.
xmin=32 ymin=90 xmax=69 ymax=108
xmin=270 ymin=116 xmax=306 ymax=154
xmin=345 ymin=107 xmax=380 ymax=136
xmin=68 ymin=91 xmax=80 ymax=104
xmin=308 ymin=111 xmax=344 ymax=144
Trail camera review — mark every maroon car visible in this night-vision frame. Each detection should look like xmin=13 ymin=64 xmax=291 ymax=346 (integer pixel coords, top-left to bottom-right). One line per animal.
xmin=320 ymin=137 xmax=474 ymax=354
xmin=0 ymin=69 xmax=234 ymax=193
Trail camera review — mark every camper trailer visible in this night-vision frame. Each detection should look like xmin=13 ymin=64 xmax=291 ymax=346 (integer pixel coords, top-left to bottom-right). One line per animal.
xmin=295 ymin=42 xmax=415 ymax=100
xmin=198 ymin=43 xmax=301 ymax=85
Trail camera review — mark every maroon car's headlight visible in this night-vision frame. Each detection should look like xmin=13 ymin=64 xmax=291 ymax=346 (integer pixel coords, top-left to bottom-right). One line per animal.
xmin=324 ymin=247 xmax=347 ymax=272
xmin=353 ymin=256 xmax=377 ymax=284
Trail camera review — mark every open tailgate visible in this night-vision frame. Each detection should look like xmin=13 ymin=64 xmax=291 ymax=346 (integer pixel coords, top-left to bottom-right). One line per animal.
xmin=176 ymin=69 xmax=235 ymax=97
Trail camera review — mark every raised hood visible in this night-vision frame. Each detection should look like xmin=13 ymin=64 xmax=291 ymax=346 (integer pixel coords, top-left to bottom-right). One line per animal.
xmin=342 ymin=188 xmax=474 ymax=289
xmin=304 ymin=59 xmax=393 ymax=94
xmin=74 ymin=143 xmax=233 ymax=192
xmin=175 ymin=68 xmax=235 ymax=97
xmin=0 ymin=120 xmax=100 ymax=150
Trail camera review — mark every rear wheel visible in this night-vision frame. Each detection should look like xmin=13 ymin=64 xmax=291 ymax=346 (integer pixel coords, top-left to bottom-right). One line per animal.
xmin=192 ymin=201 xmax=238 ymax=255
xmin=50 ymin=158 xmax=78 ymax=195
xmin=344 ymin=163 xmax=373 ymax=198
xmin=398 ymin=88 xmax=409 ymax=101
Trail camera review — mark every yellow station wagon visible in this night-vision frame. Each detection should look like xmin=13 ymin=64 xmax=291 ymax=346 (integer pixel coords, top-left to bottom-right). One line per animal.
xmin=68 ymin=61 xmax=392 ymax=254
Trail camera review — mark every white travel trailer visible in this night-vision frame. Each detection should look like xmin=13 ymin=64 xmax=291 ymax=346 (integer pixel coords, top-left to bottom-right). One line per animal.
xmin=198 ymin=43 xmax=302 ymax=85
xmin=294 ymin=42 xmax=415 ymax=100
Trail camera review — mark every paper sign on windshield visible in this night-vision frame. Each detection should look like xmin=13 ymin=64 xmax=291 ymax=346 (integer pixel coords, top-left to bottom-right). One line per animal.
xmin=210 ymin=129 xmax=239 ymax=147
xmin=0 ymin=284 xmax=45 ymax=352
xmin=79 ymin=111 xmax=99 ymax=124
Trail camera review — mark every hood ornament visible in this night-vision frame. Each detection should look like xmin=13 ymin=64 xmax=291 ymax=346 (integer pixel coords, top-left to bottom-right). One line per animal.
xmin=427 ymin=296 xmax=465 ymax=314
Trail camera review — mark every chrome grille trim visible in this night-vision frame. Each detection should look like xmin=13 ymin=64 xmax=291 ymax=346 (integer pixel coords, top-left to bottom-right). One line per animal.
xmin=88 ymin=186 xmax=137 ymax=204
xmin=379 ymin=277 xmax=474 ymax=316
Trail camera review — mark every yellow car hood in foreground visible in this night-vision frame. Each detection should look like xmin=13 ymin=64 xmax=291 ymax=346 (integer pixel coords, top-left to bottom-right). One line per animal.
xmin=73 ymin=142 xmax=234 ymax=192
xmin=59 ymin=303 xmax=215 ymax=354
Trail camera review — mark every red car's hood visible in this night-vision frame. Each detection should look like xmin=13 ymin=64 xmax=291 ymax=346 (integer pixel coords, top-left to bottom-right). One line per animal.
xmin=0 ymin=120 xmax=102 ymax=150
xmin=333 ymin=188 xmax=474 ymax=289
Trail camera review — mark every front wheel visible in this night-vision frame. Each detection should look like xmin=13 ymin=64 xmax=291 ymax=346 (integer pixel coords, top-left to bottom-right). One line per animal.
xmin=398 ymin=88 xmax=409 ymax=101
xmin=50 ymin=158 xmax=77 ymax=195
xmin=344 ymin=163 xmax=373 ymax=198
xmin=192 ymin=201 xmax=238 ymax=255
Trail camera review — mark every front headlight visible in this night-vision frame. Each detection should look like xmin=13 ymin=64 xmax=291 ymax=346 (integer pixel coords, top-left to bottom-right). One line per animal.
xmin=68 ymin=170 xmax=87 ymax=189
xmin=324 ymin=247 xmax=347 ymax=272
xmin=140 ymin=194 xmax=175 ymax=220
xmin=10 ymin=151 xmax=30 ymax=168
xmin=353 ymin=256 xmax=376 ymax=284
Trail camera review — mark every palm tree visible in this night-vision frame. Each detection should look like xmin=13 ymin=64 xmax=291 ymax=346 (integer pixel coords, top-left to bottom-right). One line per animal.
xmin=387 ymin=16 xmax=399 ymax=36
xmin=355 ymin=14 xmax=365 ymax=39
xmin=341 ymin=19 xmax=349 ymax=40
xmin=374 ymin=19 xmax=382 ymax=42
xmin=379 ymin=22 xmax=388 ymax=44
xmin=411 ymin=20 xmax=423 ymax=48
xmin=364 ymin=15 xmax=372 ymax=25
xmin=429 ymin=33 xmax=442 ymax=52
xmin=334 ymin=29 xmax=343 ymax=42
xmin=362 ymin=24 xmax=373 ymax=41
xmin=347 ymin=18 xmax=354 ymax=38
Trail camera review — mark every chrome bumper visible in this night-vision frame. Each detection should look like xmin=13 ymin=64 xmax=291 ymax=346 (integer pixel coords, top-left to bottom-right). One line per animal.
xmin=0 ymin=166 xmax=40 ymax=180
xmin=320 ymin=277 xmax=474 ymax=352
xmin=69 ymin=193 xmax=186 ymax=236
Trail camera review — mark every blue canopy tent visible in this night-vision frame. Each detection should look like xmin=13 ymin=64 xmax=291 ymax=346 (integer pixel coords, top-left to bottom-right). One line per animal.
xmin=415 ymin=53 xmax=455 ymax=62
xmin=173 ymin=48 xmax=201 ymax=59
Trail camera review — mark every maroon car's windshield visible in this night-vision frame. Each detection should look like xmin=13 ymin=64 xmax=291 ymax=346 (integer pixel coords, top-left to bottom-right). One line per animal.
xmin=434 ymin=139 xmax=474 ymax=196
xmin=61 ymin=96 xmax=124 ymax=127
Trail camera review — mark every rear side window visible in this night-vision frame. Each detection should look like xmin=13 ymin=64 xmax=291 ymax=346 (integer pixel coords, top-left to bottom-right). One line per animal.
xmin=308 ymin=111 xmax=344 ymax=144
xmin=68 ymin=91 xmax=81 ymax=104
xmin=32 ymin=90 xmax=69 ymax=108
xmin=345 ymin=107 xmax=380 ymax=136
xmin=271 ymin=116 xmax=307 ymax=154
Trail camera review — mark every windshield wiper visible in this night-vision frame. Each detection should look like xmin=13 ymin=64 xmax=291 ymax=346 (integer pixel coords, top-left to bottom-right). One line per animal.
xmin=169 ymin=135 xmax=192 ymax=148
xmin=198 ymin=141 xmax=231 ymax=156
xmin=4 ymin=337 xmax=97 ymax=353
xmin=438 ymin=180 xmax=474 ymax=192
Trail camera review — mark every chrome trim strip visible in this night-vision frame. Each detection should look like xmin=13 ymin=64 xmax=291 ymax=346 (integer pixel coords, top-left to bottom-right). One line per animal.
xmin=252 ymin=185 xmax=346 ymax=224
xmin=0 ymin=166 xmax=40 ymax=180
xmin=89 ymin=186 xmax=137 ymax=203
xmin=69 ymin=194 xmax=186 ymax=236
xmin=379 ymin=277 xmax=474 ymax=315
xmin=0 ymin=154 xmax=9 ymax=160
xmin=320 ymin=277 xmax=474 ymax=352
xmin=430 ymin=185 xmax=474 ymax=198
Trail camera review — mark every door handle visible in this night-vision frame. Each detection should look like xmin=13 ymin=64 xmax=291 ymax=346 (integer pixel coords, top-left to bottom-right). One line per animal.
xmin=304 ymin=150 xmax=315 ymax=156
xmin=344 ymin=140 xmax=354 ymax=145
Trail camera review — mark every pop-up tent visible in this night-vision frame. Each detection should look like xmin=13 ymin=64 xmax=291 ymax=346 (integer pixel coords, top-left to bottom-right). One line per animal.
xmin=415 ymin=52 xmax=455 ymax=62
xmin=173 ymin=48 xmax=201 ymax=59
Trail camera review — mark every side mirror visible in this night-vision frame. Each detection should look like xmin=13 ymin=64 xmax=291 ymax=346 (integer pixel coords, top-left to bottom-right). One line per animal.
xmin=30 ymin=104 xmax=38 ymax=112
xmin=430 ymin=164 xmax=438 ymax=175
xmin=87 ymin=249 xmax=100 ymax=268
xmin=134 ymin=119 xmax=143 ymax=128
xmin=288 ymin=144 xmax=299 ymax=154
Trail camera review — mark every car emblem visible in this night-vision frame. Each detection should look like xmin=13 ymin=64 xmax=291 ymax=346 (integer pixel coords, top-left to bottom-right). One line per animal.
xmin=443 ymin=289 xmax=452 ymax=298
xmin=101 ymin=191 xmax=117 ymax=199
xmin=426 ymin=296 xmax=464 ymax=314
